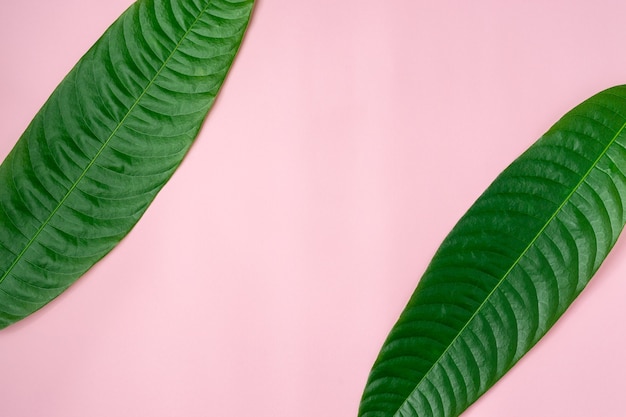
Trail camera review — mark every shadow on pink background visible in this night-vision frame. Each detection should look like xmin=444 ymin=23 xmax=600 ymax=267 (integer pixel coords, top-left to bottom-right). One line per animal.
xmin=1 ymin=1 xmax=625 ymax=416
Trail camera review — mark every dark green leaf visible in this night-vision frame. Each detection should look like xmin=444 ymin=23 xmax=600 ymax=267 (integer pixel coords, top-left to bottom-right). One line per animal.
xmin=359 ymin=85 xmax=626 ymax=416
xmin=0 ymin=0 xmax=253 ymax=328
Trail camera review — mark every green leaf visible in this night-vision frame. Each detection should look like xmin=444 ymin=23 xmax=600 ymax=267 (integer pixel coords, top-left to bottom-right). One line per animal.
xmin=0 ymin=0 xmax=253 ymax=328
xmin=358 ymin=85 xmax=626 ymax=417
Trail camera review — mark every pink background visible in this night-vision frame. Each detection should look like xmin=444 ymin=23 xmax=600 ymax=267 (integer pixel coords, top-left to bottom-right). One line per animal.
xmin=1 ymin=1 xmax=626 ymax=416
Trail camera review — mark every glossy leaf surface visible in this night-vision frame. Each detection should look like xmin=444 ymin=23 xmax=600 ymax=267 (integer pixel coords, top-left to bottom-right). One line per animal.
xmin=0 ymin=0 xmax=253 ymax=328
xmin=359 ymin=85 xmax=626 ymax=416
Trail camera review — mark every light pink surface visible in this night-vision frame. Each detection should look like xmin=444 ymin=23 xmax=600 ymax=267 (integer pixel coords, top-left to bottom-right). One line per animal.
xmin=1 ymin=1 xmax=626 ymax=416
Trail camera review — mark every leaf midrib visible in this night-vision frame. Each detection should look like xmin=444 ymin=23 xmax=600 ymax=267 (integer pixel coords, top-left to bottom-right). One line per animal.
xmin=0 ymin=1 xmax=214 ymax=286
xmin=393 ymin=116 xmax=626 ymax=416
